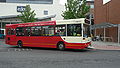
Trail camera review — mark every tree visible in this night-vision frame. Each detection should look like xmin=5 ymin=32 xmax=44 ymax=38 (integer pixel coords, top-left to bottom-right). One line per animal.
xmin=18 ymin=5 xmax=37 ymax=23
xmin=62 ymin=0 xmax=90 ymax=19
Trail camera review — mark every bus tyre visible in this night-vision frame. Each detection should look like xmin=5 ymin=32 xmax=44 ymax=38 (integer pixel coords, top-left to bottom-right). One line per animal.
xmin=57 ymin=42 xmax=65 ymax=50
xmin=17 ymin=41 xmax=23 ymax=48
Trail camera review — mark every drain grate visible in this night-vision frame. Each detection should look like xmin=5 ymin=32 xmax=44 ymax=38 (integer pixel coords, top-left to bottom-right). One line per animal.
xmin=0 ymin=48 xmax=32 ymax=52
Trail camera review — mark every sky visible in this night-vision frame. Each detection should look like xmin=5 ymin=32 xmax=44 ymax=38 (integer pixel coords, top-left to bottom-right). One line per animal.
xmin=59 ymin=0 xmax=94 ymax=5
xmin=103 ymin=0 xmax=111 ymax=4
xmin=59 ymin=0 xmax=67 ymax=5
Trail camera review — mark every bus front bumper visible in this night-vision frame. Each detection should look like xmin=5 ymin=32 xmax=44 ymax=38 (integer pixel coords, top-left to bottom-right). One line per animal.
xmin=65 ymin=42 xmax=92 ymax=49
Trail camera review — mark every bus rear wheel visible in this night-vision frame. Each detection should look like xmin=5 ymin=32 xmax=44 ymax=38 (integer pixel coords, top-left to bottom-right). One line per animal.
xmin=17 ymin=41 xmax=23 ymax=48
xmin=57 ymin=42 xmax=65 ymax=50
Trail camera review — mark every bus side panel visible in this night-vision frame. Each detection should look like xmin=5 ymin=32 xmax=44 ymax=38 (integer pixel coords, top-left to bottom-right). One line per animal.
xmin=43 ymin=36 xmax=64 ymax=48
xmin=16 ymin=36 xmax=63 ymax=48
xmin=15 ymin=36 xmax=91 ymax=49
xmin=16 ymin=36 xmax=30 ymax=46
xmin=28 ymin=36 xmax=64 ymax=48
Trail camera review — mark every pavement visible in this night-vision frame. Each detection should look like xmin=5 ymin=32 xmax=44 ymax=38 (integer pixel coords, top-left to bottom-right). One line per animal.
xmin=92 ymin=41 xmax=120 ymax=50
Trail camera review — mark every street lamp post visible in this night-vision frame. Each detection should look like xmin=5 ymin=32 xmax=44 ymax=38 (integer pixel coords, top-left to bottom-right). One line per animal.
xmin=118 ymin=24 xmax=120 ymax=45
xmin=89 ymin=13 xmax=93 ymax=36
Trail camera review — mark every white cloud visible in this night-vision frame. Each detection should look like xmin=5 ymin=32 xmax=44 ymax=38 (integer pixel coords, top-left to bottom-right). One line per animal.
xmin=59 ymin=0 xmax=67 ymax=5
xmin=103 ymin=0 xmax=111 ymax=4
xmin=59 ymin=0 xmax=94 ymax=5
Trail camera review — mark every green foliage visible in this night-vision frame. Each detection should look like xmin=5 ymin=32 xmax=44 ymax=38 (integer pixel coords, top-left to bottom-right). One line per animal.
xmin=18 ymin=5 xmax=37 ymax=23
xmin=62 ymin=0 xmax=90 ymax=19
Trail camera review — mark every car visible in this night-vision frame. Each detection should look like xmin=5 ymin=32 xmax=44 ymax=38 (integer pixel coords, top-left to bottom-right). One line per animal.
xmin=0 ymin=34 xmax=5 ymax=39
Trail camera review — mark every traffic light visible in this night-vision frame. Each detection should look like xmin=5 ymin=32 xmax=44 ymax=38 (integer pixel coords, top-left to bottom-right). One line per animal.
xmin=85 ymin=18 xmax=90 ymax=24
xmin=85 ymin=18 xmax=94 ymax=25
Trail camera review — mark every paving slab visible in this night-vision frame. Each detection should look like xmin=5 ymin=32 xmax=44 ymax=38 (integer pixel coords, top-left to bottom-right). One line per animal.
xmin=92 ymin=41 xmax=120 ymax=50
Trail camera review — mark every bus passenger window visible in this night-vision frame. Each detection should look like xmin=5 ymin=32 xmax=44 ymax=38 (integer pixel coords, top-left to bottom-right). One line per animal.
xmin=7 ymin=28 xmax=11 ymax=35
xmin=25 ymin=27 xmax=31 ymax=36
xmin=11 ymin=29 xmax=15 ymax=35
xmin=6 ymin=28 xmax=15 ymax=35
xmin=31 ymin=27 xmax=38 ymax=36
xmin=36 ymin=26 xmax=42 ymax=36
xmin=55 ymin=25 xmax=66 ymax=36
xmin=48 ymin=26 xmax=54 ymax=36
xmin=42 ymin=26 xmax=54 ymax=36
xmin=16 ymin=27 xmax=25 ymax=36
xmin=83 ymin=24 xmax=91 ymax=37
xmin=31 ymin=27 xmax=36 ymax=36
xmin=67 ymin=24 xmax=81 ymax=36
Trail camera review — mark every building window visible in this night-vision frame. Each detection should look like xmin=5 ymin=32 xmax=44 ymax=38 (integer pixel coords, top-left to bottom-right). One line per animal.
xmin=44 ymin=10 xmax=48 ymax=15
xmin=0 ymin=0 xmax=6 ymax=2
xmin=90 ymin=4 xmax=94 ymax=8
xmin=6 ymin=0 xmax=53 ymax=4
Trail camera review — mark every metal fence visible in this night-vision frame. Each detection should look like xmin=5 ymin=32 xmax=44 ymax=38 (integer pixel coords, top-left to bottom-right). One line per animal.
xmin=91 ymin=23 xmax=120 ymax=46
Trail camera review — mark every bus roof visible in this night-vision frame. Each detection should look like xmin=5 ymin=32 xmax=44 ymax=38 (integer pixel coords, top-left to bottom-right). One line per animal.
xmin=6 ymin=18 xmax=86 ymax=28
xmin=56 ymin=18 xmax=85 ymax=25
xmin=6 ymin=21 xmax=56 ymax=27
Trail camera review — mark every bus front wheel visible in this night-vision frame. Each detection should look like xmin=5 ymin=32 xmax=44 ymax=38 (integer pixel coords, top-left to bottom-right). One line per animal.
xmin=57 ymin=42 xmax=65 ymax=50
xmin=17 ymin=41 xmax=23 ymax=48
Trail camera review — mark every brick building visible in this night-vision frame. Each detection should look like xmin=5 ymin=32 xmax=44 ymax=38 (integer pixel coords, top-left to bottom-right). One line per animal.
xmin=94 ymin=0 xmax=120 ymax=42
